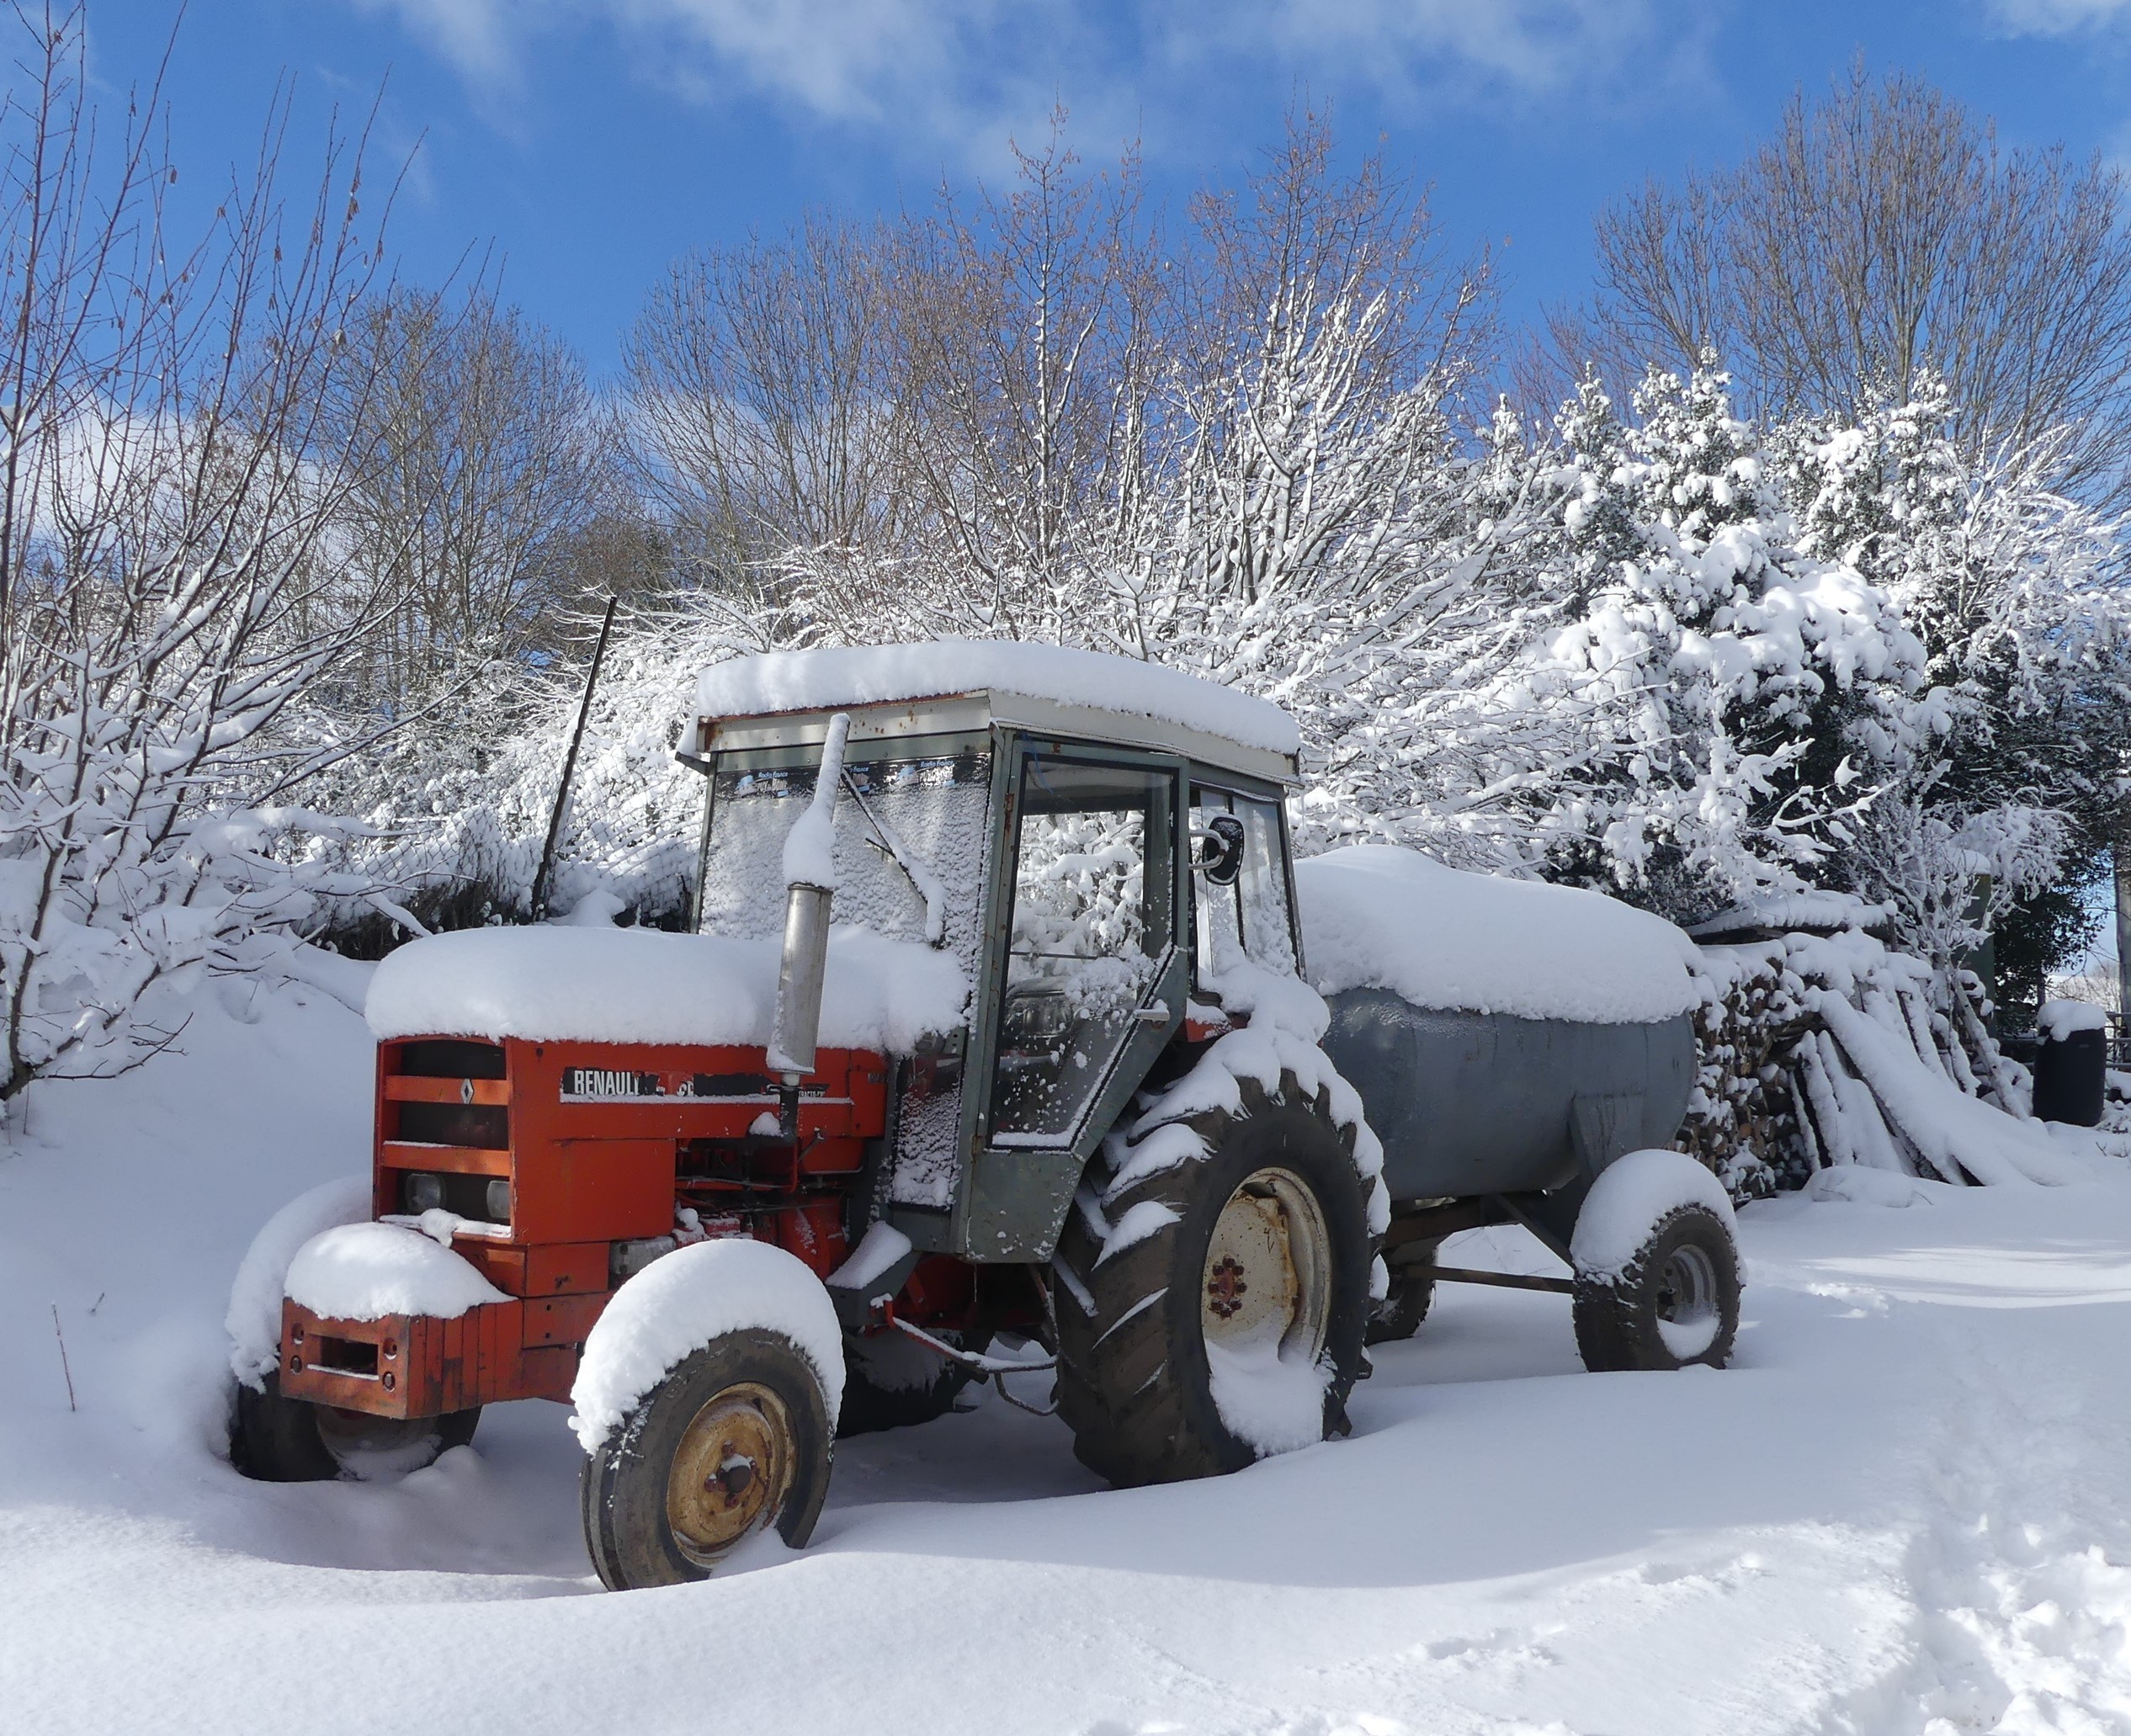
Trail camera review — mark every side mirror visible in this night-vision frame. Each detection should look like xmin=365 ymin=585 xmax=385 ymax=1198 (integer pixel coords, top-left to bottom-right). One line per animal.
xmin=1191 ymin=815 xmax=1246 ymax=887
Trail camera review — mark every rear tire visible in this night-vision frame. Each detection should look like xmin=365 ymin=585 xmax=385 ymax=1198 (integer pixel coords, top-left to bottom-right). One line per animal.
xmin=1053 ymin=1071 xmax=1371 ymax=1489
xmin=1572 ymin=1203 xmax=1740 ymax=1372
xmin=580 ymin=1328 xmax=833 ymax=1590
xmin=231 ymin=1373 xmax=480 ymax=1482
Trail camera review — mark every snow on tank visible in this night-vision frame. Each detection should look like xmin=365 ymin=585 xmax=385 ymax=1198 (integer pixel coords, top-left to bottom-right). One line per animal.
xmin=1295 ymin=844 xmax=1703 ymax=1027
xmin=691 ymin=639 xmax=1301 ymax=783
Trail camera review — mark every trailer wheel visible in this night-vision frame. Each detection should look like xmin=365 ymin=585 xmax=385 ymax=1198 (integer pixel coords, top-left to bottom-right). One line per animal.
xmin=580 ymin=1329 xmax=832 ymax=1590
xmin=1365 ymin=1254 xmax=1435 ymax=1346
xmin=837 ymin=1326 xmax=991 ymax=1436
xmin=231 ymin=1373 xmax=479 ymax=1482
xmin=1054 ymin=1071 xmax=1370 ymax=1488
xmin=1572 ymin=1203 xmax=1740 ymax=1372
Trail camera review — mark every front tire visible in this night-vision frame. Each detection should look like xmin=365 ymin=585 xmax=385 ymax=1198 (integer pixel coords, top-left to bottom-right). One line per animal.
xmin=1572 ymin=1203 xmax=1740 ymax=1372
xmin=580 ymin=1328 xmax=833 ymax=1590
xmin=231 ymin=1374 xmax=479 ymax=1482
xmin=1054 ymin=1071 xmax=1371 ymax=1489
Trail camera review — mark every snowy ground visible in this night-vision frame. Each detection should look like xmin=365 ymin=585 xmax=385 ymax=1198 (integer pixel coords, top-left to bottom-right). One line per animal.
xmin=5 ymin=980 xmax=2131 ymax=1735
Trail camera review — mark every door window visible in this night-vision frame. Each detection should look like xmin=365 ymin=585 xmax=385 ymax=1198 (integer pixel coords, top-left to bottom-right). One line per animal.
xmin=1192 ymin=789 xmax=1297 ymax=987
xmin=991 ymin=756 xmax=1176 ymax=1146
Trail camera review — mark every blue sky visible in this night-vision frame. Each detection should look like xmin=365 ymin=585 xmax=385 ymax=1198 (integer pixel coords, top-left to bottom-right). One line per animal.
xmin=82 ymin=0 xmax=2131 ymax=380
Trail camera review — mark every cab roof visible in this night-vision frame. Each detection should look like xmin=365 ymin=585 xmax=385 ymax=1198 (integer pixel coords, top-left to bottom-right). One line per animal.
xmin=690 ymin=640 xmax=1301 ymax=786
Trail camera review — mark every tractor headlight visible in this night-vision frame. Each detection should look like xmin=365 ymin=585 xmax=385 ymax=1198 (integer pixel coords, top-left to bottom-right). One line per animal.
xmin=402 ymin=1171 xmax=444 ymax=1214
xmin=484 ymin=1176 xmax=511 ymax=1223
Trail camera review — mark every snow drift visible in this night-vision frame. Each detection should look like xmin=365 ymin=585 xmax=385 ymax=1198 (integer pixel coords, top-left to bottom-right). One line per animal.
xmin=1294 ymin=844 xmax=1703 ymax=1025
xmin=224 ymin=1174 xmax=372 ymax=1389
xmin=366 ymin=923 xmax=968 ymax=1053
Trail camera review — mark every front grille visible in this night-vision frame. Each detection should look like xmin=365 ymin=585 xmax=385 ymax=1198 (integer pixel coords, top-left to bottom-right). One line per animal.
xmin=391 ymin=1039 xmax=508 ymax=1148
xmin=398 ymin=1039 xmax=506 ymax=1080
xmin=395 ymin=1099 xmax=509 ymax=1149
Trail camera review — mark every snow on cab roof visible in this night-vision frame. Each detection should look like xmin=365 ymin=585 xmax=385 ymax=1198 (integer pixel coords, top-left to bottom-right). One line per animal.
xmin=1295 ymin=845 xmax=1703 ymax=1026
xmin=694 ymin=640 xmax=1302 ymax=760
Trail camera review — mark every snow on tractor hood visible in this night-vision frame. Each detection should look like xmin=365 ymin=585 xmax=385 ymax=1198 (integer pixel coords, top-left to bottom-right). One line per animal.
xmin=1294 ymin=845 xmax=1703 ymax=1027
xmin=694 ymin=640 xmax=1302 ymax=758
xmin=365 ymin=923 xmax=970 ymax=1053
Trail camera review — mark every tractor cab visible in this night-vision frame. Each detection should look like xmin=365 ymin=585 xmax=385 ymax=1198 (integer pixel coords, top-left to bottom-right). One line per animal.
xmin=683 ymin=644 xmax=1308 ymax=1264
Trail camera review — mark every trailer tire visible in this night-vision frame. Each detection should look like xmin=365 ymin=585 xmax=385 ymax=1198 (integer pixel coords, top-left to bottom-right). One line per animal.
xmin=1365 ymin=1255 xmax=1435 ymax=1346
xmin=580 ymin=1329 xmax=832 ymax=1590
xmin=231 ymin=1373 xmax=479 ymax=1482
xmin=1572 ymin=1203 xmax=1740 ymax=1372
xmin=1054 ymin=1070 xmax=1371 ymax=1489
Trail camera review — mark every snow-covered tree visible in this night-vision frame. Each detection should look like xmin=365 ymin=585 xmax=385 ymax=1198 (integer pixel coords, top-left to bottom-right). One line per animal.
xmin=0 ymin=14 xmax=438 ymax=1095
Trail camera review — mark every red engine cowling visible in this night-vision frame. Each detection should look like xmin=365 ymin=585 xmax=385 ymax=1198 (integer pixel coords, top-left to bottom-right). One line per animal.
xmin=279 ymin=1034 xmax=891 ymax=1419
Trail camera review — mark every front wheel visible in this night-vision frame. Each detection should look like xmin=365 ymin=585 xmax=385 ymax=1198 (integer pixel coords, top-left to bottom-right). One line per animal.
xmin=231 ymin=1374 xmax=480 ymax=1482
xmin=580 ymin=1329 xmax=834 ymax=1590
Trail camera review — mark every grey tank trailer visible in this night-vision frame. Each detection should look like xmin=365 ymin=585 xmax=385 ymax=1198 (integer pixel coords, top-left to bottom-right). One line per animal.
xmin=1290 ymin=841 xmax=1714 ymax=1343
xmin=231 ymin=639 xmax=1740 ymax=1589
xmin=1331 ymin=994 xmax=1696 ymax=1201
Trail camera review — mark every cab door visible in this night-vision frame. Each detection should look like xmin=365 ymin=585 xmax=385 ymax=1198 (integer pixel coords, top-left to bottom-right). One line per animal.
xmin=959 ymin=738 xmax=1187 ymax=1258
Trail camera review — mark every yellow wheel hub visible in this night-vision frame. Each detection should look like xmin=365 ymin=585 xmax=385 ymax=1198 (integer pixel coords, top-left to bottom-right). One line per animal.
xmin=664 ymin=1381 xmax=796 ymax=1566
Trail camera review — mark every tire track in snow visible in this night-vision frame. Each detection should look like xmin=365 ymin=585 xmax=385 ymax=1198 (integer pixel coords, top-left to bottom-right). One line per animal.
xmin=1867 ymin=1315 xmax=2131 ymax=1733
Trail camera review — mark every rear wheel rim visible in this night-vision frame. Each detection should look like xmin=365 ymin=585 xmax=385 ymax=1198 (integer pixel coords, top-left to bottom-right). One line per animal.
xmin=665 ymin=1382 xmax=796 ymax=1567
xmin=1653 ymin=1240 xmax=1722 ymax=1360
xmin=1656 ymin=1243 xmax=1716 ymax=1323
xmin=1200 ymin=1165 xmax=1331 ymax=1363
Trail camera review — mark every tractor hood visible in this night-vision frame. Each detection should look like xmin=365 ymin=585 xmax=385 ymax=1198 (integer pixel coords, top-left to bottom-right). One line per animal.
xmin=365 ymin=923 xmax=969 ymax=1055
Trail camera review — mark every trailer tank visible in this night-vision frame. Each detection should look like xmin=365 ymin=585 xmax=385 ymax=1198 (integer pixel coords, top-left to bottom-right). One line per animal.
xmin=1294 ymin=847 xmax=1703 ymax=1202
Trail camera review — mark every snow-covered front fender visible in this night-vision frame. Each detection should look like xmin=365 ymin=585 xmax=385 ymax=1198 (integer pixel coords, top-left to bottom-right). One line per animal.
xmin=569 ymin=1239 xmax=846 ymax=1454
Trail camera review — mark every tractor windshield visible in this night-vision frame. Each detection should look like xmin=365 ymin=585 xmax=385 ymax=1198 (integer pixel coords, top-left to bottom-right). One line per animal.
xmin=697 ymin=740 xmax=994 ymax=964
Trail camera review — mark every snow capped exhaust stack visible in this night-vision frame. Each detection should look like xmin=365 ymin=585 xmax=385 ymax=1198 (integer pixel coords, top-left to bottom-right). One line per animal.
xmin=765 ymin=713 xmax=851 ymax=1132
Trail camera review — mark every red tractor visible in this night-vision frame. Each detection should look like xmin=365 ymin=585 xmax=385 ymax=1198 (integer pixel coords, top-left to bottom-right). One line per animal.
xmin=227 ymin=642 xmax=1740 ymax=1590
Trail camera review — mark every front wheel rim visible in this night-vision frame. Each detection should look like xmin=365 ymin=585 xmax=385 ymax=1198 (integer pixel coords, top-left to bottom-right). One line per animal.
xmin=665 ymin=1382 xmax=796 ymax=1567
xmin=1201 ymin=1165 xmax=1332 ymax=1364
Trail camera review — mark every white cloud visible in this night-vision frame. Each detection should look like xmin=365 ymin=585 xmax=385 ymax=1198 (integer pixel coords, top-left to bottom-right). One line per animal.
xmin=348 ymin=0 xmax=1684 ymax=159
xmin=1204 ymin=0 xmax=1661 ymax=97
xmin=1988 ymin=0 xmax=2131 ymax=32
xmin=350 ymin=0 xmax=547 ymax=86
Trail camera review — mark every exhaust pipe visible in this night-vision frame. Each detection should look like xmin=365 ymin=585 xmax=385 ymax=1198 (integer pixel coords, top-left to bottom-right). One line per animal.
xmin=767 ymin=714 xmax=851 ymax=1131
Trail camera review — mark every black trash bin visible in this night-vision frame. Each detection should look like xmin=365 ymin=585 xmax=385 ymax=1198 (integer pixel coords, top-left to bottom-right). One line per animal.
xmin=2033 ymin=1002 xmax=2107 ymax=1127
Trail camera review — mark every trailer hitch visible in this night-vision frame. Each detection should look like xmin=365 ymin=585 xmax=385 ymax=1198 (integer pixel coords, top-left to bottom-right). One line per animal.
xmin=874 ymin=1299 xmax=1060 ymax=1417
